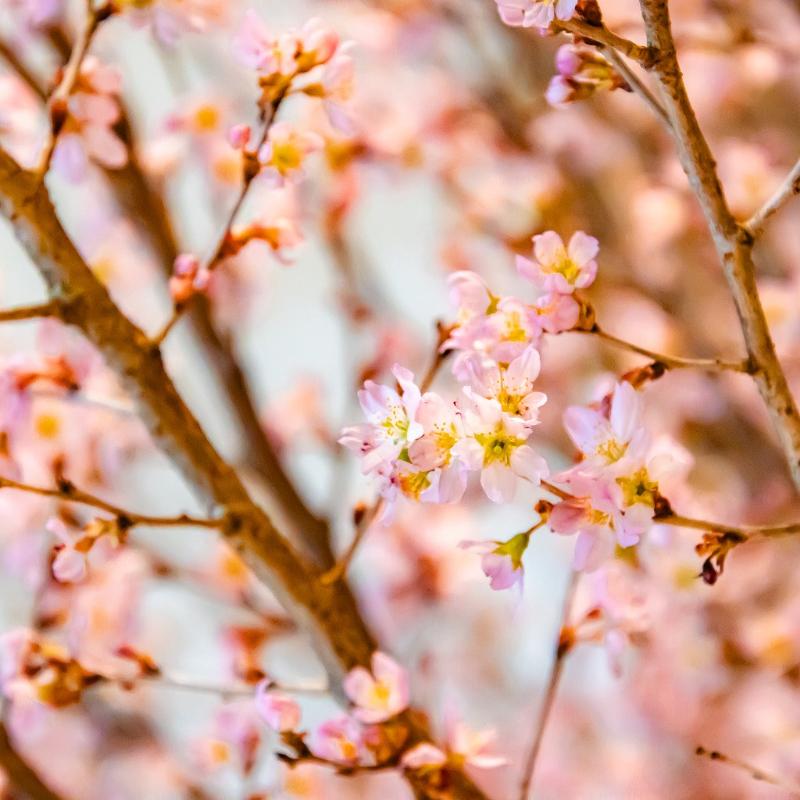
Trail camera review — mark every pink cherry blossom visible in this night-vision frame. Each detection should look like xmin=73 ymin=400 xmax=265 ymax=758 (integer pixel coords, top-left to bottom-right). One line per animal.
xmin=447 ymin=719 xmax=507 ymax=769
xmin=459 ymin=532 xmax=530 ymax=591
xmin=495 ymin=0 xmax=578 ymax=29
xmin=169 ymin=253 xmax=210 ymax=304
xmin=51 ymin=57 xmax=127 ymax=183
xmin=339 ymin=364 xmax=423 ymax=478
xmin=254 ymin=681 xmax=301 ymax=732
xmin=343 ymin=651 xmax=409 ymax=723
xmin=257 ymin=122 xmax=323 ymax=187
xmin=458 ymin=346 xmax=547 ymax=427
xmin=517 ymin=230 xmax=599 ymax=294
xmin=401 ymin=742 xmax=447 ymax=770
xmin=308 ymin=715 xmax=364 ymax=765
xmin=123 ymin=0 xmax=225 ymax=46
xmin=453 ymin=389 xmax=549 ymax=503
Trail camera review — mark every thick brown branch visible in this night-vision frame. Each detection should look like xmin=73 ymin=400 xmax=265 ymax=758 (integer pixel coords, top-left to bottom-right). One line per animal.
xmin=638 ymin=0 xmax=800 ymax=490
xmin=0 ymin=147 xmax=490 ymax=800
xmin=0 ymin=721 xmax=66 ymax=800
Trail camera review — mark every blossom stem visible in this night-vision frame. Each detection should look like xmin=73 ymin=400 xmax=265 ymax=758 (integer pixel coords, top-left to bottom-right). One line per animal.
xmin=518 ymin=571 xmax=579 ymax=800
xmin=132 ymin=672 xmax=329 ymax=698
xmin=744 ymin=157 xmax=800 ymax=236
xmin=540 ymin=479 xmax=572 ymax=501
xmin=150 ymin=93 xmax=288 ymax=348
xmin=35 ymin=1 xmax=110 ymax=179
xmin=579 ymin=327 xmax=751 ymax=373
xmin=0 ymin=476 xmax=223 ymax=529
xmin=320 ymin=498 xmax=384 ymax=585
xmin=695 ymin=746 xmax=800 ymax=795
xmin=554 ymin=19 xmax=656 ymax=67
xmin=599 ymin=47 xmax=670 ymax=128
xmin=659 ymin=513 xmax=800 ymax=541
xmin=0 ymin=300 xmax=62 ymax=323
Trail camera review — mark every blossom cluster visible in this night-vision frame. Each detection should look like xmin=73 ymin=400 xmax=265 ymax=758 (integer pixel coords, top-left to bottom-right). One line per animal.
xmin=254 ymin=650 xmax=505 ymax=776
xmin=342 ymin=230 xmax=683 ymax=587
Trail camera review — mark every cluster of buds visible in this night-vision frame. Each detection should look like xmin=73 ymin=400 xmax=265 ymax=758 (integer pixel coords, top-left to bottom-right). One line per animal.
xmin=0 ymin=631 xmax=101 ymax=707
xmin=48 ymin=515 xmax=129 ymax=583
xmin=695 ymin=529 xmax=747 ymax=585
xmin=545 ymin=44 xmax=628 ymax=108
xmin=168 ymin=253 xmax=211 ymax=306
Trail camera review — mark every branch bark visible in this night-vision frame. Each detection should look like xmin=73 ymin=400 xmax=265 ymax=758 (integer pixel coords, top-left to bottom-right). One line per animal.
xmin=0 ymin=721 xmax=66 ymax=800
xmin=0 ymin=147 xmax=489 ymax=800
xmin=638 ymin=0 xmax=800 ymax=491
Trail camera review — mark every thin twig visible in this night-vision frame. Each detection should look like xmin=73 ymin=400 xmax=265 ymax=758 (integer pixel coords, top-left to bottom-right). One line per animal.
xmin=151 ymin=97 xmax=286 ymax=347
xmin=123 ymin=672 xmax=329 ymax=699
xmin=0 ymin=299 xmax=62 ymax=323
xmin=577 ymin=326 xmax=751 ymax=373
xmin=660 ymin=513 xmax=800 ymax=541
xmin=695 ymin=746 xmax=800 ymax=797
xmin=518 ymin=571 xmax=579 ymax=800
xmin=554 ymin=19 xmax=656 ymax=66
xmin=600 ymin=47 xmax=671 ymax=128
xmin=0 ymin=476 xmax=223 ymax=529
xmin=744 ymin=157 xmax=800 ymax=236
xmin=36 ymin=2 xmax=108 ymax=178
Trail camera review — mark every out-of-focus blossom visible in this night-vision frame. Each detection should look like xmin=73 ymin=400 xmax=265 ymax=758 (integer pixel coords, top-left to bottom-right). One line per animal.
xmin=460 ymin=532 xmax=530 ymax=591
xmin=47 ymin=516 xmax=126 ymax=584
xmin=257 ymin=122 xmax=324 ymax=187
xmin=447 ymin=718 xmax=507 ymax=769
xmin=308 ymin=715 xmax=364 ymax=765
xmin=52 ymin=57 xmax=127 ymax=183
xmin=495 ymin=0 xmax=578 ymax=28
xmin=118 ymin=0 xmax=226 ymax=46
xmin=517 ymin=230 xmax=599 ymax=294
xmin=254 ymin=681 xmax=301 ymax=732
xmin=344 ymin=651 xmax=409 ymax=723
xmin=401 ymin=742 xmax=447 ymax=770
xmin=168 ymin=253 xmax=210 ymax=305
xmin=546 ymin=45 xmax=626 ymax=107
xmin=7 ymin=0 xmax=62 ymax=29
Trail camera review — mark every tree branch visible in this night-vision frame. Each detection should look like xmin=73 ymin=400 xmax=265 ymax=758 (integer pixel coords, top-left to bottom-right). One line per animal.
xmin=744 ymin=156 xmax=800 ymax=236
xmin=0 ymin=721 xmax=66 ymax=800
xmin=637 ymin=0 xmax=800 ymax=491
xmin=554 ymin=19 xmax=656 ymax=67
xmin=0 ymin=475 xmax=222 ymax=529
xmin=0 ymin=146 xmax=490 ymax=800
xmin=0 ymin=300 xmax=62 ymax=323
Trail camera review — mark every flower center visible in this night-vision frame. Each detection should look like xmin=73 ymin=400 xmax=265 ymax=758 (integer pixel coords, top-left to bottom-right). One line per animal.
xmin=616 ymin=468 xmax=659 ymax=508
xmin=475 ymin=426 xmax=526 ymax=467
xmin=596 ymin=437 xmax=627 ymax=464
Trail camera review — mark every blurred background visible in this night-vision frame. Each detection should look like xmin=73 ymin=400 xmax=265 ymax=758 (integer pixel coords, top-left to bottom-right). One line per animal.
xmin=2 ymin=0 xmax=800 ymax=797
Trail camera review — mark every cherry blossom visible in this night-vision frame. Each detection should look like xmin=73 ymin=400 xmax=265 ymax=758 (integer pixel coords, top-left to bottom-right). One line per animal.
xmin=257 ymin=122 xmax=323 ymax=187
xmin=51 ymin=57 xmax=127 ymax=183
xmin=453 ymin=389 xmax=549 ymax=503
xmin=495 ymin=0 xmax=578 ymax=29
xmin=254 ymin=682 xmax=301 ymax=732
xmin=517 ymin=230 xmax=599 ymax=295
xmin=343 ymin=651 xmax=409 ymax=723
xmin=308 ymin=715 xmax=364 ymax=766
xmin=459 ymin=532 xmax=530 ymax=592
